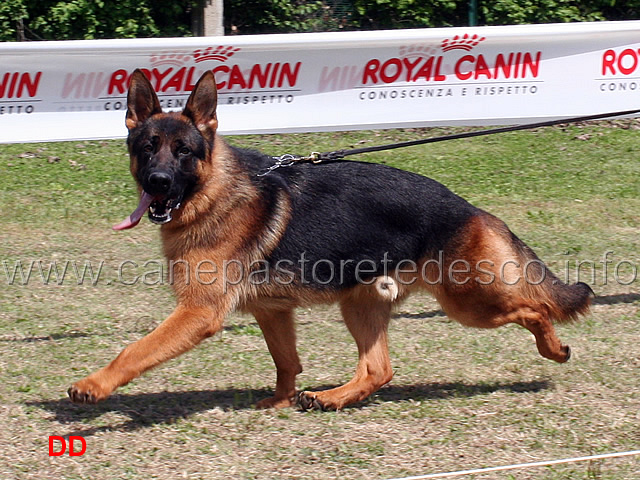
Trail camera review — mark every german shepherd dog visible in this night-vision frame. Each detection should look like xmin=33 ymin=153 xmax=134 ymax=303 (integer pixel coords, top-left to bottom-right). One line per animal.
xmin=68 ymin=70 xmax=592 ymax=410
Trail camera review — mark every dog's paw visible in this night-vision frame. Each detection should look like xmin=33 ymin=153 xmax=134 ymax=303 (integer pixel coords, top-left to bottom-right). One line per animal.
xmin=255 ymin=395 xmax=296 ymax=410
xmin=296 ymin=392 xmax=329 ymax=411
xmin=68 ymin=378 xmax=110 ymax=404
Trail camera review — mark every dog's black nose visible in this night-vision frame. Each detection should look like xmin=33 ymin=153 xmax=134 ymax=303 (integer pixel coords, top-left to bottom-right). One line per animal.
xmin=148 ymin=171 xmax=172 ymax=194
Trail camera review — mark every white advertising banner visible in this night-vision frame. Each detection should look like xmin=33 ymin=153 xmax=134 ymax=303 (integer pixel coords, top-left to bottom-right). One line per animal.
xmin=1 ymin=21 xmax=640 ymax=143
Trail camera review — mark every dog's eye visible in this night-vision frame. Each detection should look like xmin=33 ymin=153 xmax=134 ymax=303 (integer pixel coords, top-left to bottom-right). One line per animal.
xmin=143 ymin=144 xmax=153 ymax=153
xmin=178 ymin=147 xmax=191 ymax=156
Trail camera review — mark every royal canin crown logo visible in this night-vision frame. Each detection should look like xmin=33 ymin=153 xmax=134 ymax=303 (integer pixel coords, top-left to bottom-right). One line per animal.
xmin=149 ymin=53 xmax=192 ymax=68
xmin=441 ymin=34 xmax=486 ymax=52
xmin=193 ymin=46 xmax=240 ymax=63
xmin=398 ymin=44 xmax=439 ymax=60
xmin=148 ymin=47 xmax=241 ymax=69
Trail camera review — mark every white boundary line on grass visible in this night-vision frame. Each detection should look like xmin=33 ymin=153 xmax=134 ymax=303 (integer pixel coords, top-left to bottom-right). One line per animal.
xmin=385 ymin=449 xmax=640 ymax=480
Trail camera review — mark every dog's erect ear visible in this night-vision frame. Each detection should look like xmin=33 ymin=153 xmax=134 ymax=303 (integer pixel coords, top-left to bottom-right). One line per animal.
xmin=183 ymin=71 xmax=218 ymax=137
xmin=126 ymin=69 xmax=162 ymax=131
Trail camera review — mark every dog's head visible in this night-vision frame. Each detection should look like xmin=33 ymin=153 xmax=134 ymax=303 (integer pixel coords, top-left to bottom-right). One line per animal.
xmin=113 ymin=69 xmax=218 ymax=230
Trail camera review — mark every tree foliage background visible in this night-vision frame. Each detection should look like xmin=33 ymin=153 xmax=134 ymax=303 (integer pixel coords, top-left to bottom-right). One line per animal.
xmin=1 ymin=0 xmax=639 ymax=41
xmin=0 ymin=0 xmax=196 ymax=41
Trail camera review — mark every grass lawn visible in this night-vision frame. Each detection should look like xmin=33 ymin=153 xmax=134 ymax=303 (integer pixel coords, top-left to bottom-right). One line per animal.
xmin=0 ymin=122 xmax=638 ymax=479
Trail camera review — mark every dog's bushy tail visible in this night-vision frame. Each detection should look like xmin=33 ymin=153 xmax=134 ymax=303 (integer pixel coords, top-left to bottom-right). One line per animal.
xmin=512 ymin=233 xmax=594 ymax=323
xmin=543 ymin=277 xmax=593 ymax=323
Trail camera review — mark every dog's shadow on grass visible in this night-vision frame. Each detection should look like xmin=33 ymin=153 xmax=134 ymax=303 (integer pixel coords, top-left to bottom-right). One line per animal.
xmin=30 ymin=379 xmax=551 ymax=438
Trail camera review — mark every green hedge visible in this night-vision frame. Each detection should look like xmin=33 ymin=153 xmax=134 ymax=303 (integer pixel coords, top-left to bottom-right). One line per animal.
xmin=1 ymin=0 xmax=640 ymax=42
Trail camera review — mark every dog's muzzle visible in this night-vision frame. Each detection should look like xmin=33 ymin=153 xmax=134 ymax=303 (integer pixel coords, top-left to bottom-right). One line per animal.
xmin=112 ymin=189 xmax=182 ymax=231
xmin=142 ymin=171 xmax=182 ymax=225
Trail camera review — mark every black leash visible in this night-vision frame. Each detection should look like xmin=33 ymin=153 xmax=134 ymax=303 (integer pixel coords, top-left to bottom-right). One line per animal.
xmin=258 ymin=107 xmax=640 ymax=177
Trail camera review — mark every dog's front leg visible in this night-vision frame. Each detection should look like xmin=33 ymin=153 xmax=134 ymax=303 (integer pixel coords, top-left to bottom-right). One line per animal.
xmin=251 ymin=307 xmax=302 ymax=409
xmin=68 ymin=304 xmax=222 ymax=404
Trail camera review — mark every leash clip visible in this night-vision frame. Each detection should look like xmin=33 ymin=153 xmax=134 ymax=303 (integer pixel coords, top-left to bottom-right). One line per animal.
xmin=257 ymin=152 xmax=325 ymax=177
xmin=305 ymin=152 xmax=322 ymax=163
xmin=257 ymin=153 xmax=300 ymax=177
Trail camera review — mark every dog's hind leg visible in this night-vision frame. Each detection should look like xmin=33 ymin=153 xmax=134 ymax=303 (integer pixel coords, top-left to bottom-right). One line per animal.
xmin=511 ymin=307 xmax=572 ymax=363
xmin=438 ymin=291 xmax=572 ymax=364
xmin=298 ymin=294 xmax=393 ymax=411
xmin=68 ymin=304 xmax=224 ymax=404
xmin=252 ymin=307 xmax=302 ymax=409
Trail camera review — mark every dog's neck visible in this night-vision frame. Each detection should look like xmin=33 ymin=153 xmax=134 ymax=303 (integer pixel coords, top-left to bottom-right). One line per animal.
xmin=159 ymin=135 xmax=259 ymax=255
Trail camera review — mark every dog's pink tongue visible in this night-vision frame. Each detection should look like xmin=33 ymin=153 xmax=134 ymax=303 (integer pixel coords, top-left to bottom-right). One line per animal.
xmin=112 ymin=192 xmax=154 ymax=231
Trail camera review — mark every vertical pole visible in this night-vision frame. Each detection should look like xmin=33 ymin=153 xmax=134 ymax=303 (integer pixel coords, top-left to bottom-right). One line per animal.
xmin=469 ymin=0 xmax=478 ymax=26
xmin=17 ymin=18 xmax=26 ymax=41
xmin=203 ymin=0 xmax=224 ymax=36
